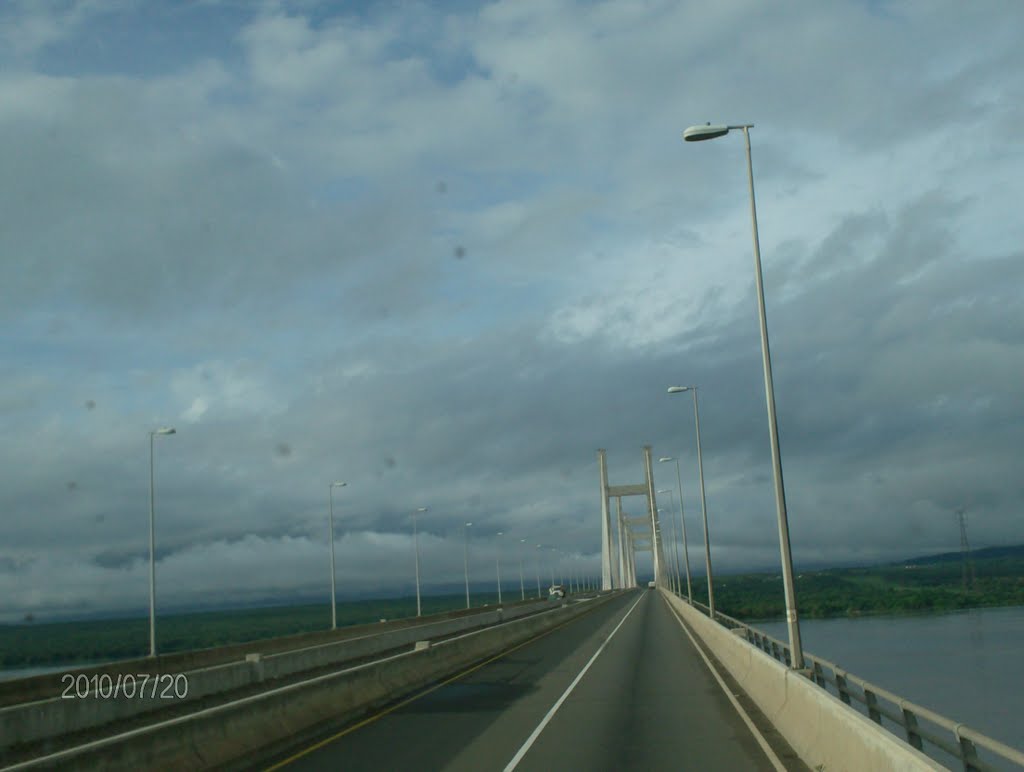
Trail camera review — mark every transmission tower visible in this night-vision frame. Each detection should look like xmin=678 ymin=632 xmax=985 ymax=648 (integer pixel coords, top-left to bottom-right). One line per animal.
xmin=955 ymin=508 xmax=976 ymax=592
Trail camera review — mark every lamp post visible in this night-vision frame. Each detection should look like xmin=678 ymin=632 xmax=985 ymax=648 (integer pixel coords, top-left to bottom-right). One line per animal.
xmin=328 ymin=482 xmax=347 ymax=630
xmin=148 ymin=427 xmax=176 ymax=658
xmin=534 ymin=544 xmax=543 ymax=598
xmin=667 ymin=386 xmax=715 ymax=617
xmin=463 ymin=522 xmax=473 ymax=609
xmin=552 ymin=548 xmax=561 ymax=586
xmin=657 ymin=492 xmax=682 ymax=595
xmin=682 ymin=121 xmax=803 ymax=668
xmin=413 ymin=507 xmax=429 ymax=617
xmin=519 ymin=539 xmax=527 ymax=600
xmin=495 ymin=531 xmax=504 ymax=605
xmin=659 ymin=457 xmax=692 ymax=602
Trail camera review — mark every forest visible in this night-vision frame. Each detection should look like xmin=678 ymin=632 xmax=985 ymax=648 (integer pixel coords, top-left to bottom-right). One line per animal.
xmin=689 ymin=549 xmax=1024 ymax=621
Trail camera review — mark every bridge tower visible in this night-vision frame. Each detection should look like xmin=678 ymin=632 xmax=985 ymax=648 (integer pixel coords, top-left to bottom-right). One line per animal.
xmin=622 ymin=514 xmax=652 ymax=587
xmin=597 ymin=446 xmax=666 ymax=590
xmin=613 ymin=497 xmax=625 ymax=588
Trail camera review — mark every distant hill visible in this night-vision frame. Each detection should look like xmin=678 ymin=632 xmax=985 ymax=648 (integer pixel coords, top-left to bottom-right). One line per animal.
xmin=900 ymin=544 xmax=1024 ymax=566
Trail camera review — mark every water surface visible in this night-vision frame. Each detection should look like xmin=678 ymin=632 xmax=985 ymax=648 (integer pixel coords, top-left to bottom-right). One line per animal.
xmin=755 ymin=605 xmax=1024 ymax=753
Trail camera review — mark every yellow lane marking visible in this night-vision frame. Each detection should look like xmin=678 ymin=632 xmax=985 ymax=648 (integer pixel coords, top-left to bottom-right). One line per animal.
xmin=264 ymin=596 xmax=628 ymax=771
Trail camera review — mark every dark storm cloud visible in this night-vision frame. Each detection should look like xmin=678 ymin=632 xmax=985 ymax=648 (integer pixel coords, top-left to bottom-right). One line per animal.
xmin=1 ymin=0 xmax=1022 ymax=620
xmin=91 ymin=548 xmax=144 ymax=570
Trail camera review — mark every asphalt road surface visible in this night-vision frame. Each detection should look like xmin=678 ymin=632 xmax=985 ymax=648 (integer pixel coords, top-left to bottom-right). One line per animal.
xmin=267 ymin=590 xmax=780 ymax=771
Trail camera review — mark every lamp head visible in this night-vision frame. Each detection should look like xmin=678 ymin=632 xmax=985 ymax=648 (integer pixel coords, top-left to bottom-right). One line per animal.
xmin=416 ymin=507 xmax=429 ymax=512
xmin=683 ymin=123 xmax=730 ymax=142
xmin=153 ymin=427 xmax=176 ymax=435
xmin=331 ymin=481 xmax=347 ymax=488
xmin=658 ymin=457 xmax=674 ymax=463
xmin=667 ymin=386 xmax=690 ymax=394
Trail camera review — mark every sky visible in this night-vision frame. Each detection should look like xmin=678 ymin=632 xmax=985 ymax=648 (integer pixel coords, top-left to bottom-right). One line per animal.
xmin=1 ymin=0 xmax=1022 ymax=623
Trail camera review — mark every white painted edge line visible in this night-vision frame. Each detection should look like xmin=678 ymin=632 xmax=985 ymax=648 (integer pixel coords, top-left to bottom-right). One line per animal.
xmin=4 ymin=607 xmax=538 ymax=711
xmin=1 ymin=601 xmax=595 ymax=771
xmin=437 ymin=604 xmax=568 ymax=646
xmin=0 ymin=645 xmax=415 ymax=772
xmin=661 ymin=595 xmax=788 ymax=772
xmin=503 ymin=592 xmax=645 ymax=772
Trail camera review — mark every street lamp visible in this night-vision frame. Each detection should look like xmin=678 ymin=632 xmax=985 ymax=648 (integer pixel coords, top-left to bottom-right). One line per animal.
xmin=682 ymin=121 xmax=804 ymax=669
xmin=550 ymin=547 xmax=561 ymax=586
xmin=657 ymin=493 xmax=682 ymax=595
xmin=328 ymin=482 xmax=347 ymax=630
xmin=667 ymin=386 xmax=715 ymax=617
xmin=463 ymin=522 xmax=473 ymax=609
xmin=413 ymin=507 xmax=429 ymax=617
xmin=659 ymin=495 xmax=675 ymax=593
xmin=534 ymin=544 xmax=543 ymax=598
xmin=519 ymin=539 xmax=527 ymax=600
xmin=147 ymin=427 xmax=175 ymax=658
xmin=538 ymin=545 xmax=555 ymax=588
xmin=659 ymin=457 xmax=692 ymax=602
xmin=495 ymin=531 xmax=504 ymax=605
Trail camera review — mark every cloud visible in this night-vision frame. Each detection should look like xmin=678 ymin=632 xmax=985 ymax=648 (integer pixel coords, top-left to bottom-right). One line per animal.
xmin=1 ymin=0 xmax=1022 ymax=621
xmin=170 ymin=360 xmax=282 ymax=424
xmin=0 ymin=0 xmax=116 ymax=60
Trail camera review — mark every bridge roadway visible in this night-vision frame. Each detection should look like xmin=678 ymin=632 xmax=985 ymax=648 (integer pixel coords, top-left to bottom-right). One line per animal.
xmin=263 ymin=589 xmax=798 ymax=771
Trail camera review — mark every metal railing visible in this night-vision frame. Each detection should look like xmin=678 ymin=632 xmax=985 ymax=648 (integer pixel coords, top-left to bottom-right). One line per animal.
xmin=677 ymin=594 xmax=1024 ymax=772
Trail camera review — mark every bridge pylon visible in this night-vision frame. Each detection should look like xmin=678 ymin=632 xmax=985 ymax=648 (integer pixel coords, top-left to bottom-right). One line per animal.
xmin=597 ymin=446 xmax=665 ymax=590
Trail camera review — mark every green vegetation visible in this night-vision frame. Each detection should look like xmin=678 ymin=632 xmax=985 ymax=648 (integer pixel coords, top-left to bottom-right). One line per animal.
xmin=0 ymin=592 xmax=511 ymax=670
xmin=692 ymin=552 xmax=1024 ymax=622
xmin=3 ymin=549 xmax=1021 ymax=671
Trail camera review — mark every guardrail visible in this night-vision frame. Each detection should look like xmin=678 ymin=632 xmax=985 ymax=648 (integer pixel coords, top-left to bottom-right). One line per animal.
xmin=0 ymin=598 xmax=556 ymax=762
xmin=0 ymin=598 xmax=550 ymax=708
xmin=678 ymin=593 xmax=1024 ymax=772
xmin=2 ymin=593 xmax=620 ymax=770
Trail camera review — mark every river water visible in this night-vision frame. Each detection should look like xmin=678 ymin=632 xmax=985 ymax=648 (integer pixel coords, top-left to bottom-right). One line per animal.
xmin=754 ymin=605 xmax=1024 ymax=758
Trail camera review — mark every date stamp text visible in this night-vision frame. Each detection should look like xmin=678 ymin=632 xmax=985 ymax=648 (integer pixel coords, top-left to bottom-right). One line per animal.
xmin=60 ymin=672 xmax=189 ymax=700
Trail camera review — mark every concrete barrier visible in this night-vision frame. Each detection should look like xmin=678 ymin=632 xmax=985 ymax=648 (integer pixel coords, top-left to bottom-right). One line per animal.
xmin=659 ymin=590 xmax=945 ymax=772
xmin=0 ymin=600 xmax=552 ymax=757
xmin=0 ymin=598 xmax=557 ymax=708
xmin=4 ymin=594 xmax=618 ymax=770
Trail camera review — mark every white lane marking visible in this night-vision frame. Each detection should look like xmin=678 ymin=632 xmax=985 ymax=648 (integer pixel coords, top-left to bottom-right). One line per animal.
xmin=503 ymin=592 xmax=646 ymax=772
xmin=661 ymin=596 xmax=788 ymax=772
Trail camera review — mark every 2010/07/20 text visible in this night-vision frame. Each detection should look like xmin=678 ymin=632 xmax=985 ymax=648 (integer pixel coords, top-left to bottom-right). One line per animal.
xmin=61 ymin=672 xmax=188 ymax=700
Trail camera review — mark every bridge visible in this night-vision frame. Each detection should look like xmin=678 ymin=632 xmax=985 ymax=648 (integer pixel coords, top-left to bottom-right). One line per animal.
xmin=1 ymin=588 xmax=1022 ymax=770
xmin=2 ymin=450 xmax=1022 ymax=770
